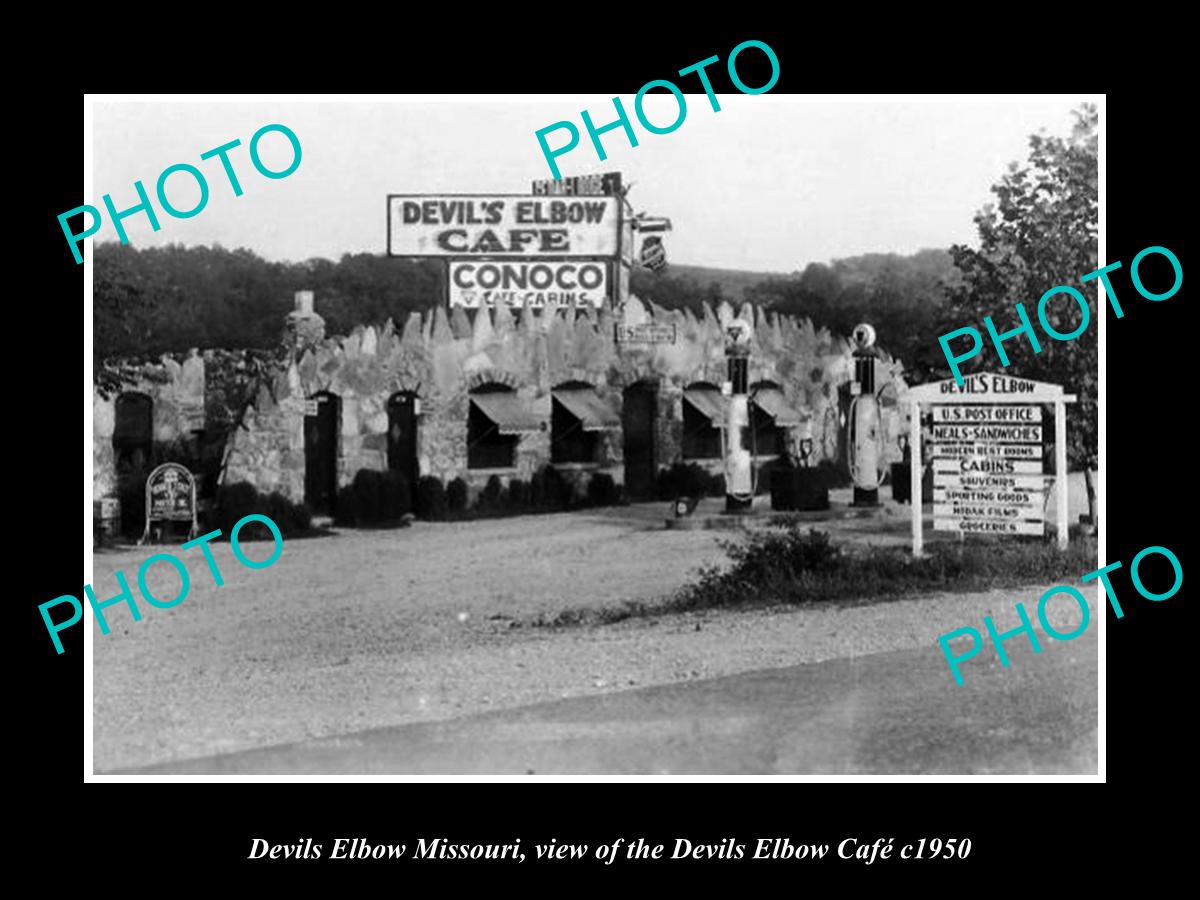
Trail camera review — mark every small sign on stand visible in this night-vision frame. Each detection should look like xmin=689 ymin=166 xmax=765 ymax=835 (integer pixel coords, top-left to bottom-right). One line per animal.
xmin=140 ymin=462 xmax=199 ymax=544
xmin=615 ymin=323 xmax=677 ymax=344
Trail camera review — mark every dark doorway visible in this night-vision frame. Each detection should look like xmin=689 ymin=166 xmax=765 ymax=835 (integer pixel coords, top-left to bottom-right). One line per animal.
xmin=622 ymin=381 xmax=658 ymax=501
xmin=387 ymin=392 xmax=420 ymax=489
xmin=113 ymin=392 xmax=153 ymax=472
xmin=304 ymin=392 xmax=340 ymax=514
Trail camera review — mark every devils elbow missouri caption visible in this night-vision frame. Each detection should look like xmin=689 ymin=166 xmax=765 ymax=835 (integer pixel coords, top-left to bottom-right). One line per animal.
xmin=250 ymin=836 xmax=971 ymax=864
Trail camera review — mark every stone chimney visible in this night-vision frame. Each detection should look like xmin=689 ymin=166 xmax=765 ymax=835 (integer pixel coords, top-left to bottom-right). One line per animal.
xmin=284 ymin=290 xmax=325 ymax=351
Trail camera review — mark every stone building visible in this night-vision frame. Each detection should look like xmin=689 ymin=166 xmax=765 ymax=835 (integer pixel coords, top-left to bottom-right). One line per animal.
xmin=92 ymin=292 xmax=909 ymax=516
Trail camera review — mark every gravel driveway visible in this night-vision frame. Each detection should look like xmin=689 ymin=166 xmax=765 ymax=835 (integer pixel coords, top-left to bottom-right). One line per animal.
xmin=91 ymin=503 xmax=1096 ymax=772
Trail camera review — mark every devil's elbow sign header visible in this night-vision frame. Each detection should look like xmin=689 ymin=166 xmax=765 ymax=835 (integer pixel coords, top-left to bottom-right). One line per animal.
xmin=388 ymin=195 xmax=620 ymax=258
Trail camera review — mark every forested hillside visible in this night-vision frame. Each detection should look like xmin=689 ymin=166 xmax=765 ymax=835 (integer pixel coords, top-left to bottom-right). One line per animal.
xmin=95 ymin=242 xmax=958 ymax=374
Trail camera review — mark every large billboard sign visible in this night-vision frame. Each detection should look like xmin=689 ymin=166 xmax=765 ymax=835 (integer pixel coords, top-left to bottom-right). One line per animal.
xmin=905 ymin=373 xmax=1077 ymax=554
xmin=388 ymin=195 xmax=620 ymax=258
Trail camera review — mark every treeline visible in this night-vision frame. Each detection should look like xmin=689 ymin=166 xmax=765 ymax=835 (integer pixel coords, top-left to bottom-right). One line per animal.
xmin=96 ymin=241 xmax=958 ymax=370
xmin=94 ymin=243 xmax=444 ymax=360
xmin=633 ymin=248 xmax=960 ymax=373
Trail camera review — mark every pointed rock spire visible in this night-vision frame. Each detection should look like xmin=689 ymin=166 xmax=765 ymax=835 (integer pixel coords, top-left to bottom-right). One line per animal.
xmin=431 ymin=305 xmax=453 ymax=344
xmin=472 ymin=302 xmax=495 ymax=350
xmin=450 ymin=306 xmax=472 ymax=340
xmin=401 ymin=311 xmax=423 ymax=348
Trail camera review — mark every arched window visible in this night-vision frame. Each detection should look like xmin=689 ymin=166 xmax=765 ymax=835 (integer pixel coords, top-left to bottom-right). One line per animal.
xmin=748 ymin=381 xmax=804 ymax=457
xmin=113 ymin=392 xmax=153 ymax=472
xmin=682 ymin=382 xmax=725 ymax=460
xmin=551 ymin=381 xmax=619 ymax=464
xmin=468 ymin=384 xmax=539 ymax=469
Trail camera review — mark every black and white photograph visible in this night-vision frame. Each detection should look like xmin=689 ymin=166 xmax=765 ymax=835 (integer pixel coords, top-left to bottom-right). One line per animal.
xmin=84 ymin=94 xmax=1103 ymax=777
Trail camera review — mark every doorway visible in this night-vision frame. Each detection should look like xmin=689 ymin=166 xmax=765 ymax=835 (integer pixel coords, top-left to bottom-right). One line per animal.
xmin=387 ymin=391 xmax=420 ymax=489
xmin=304 ymin=391 xmax=340 ymax=514
xmin=622 ymin=381 xmax=658 ymax=501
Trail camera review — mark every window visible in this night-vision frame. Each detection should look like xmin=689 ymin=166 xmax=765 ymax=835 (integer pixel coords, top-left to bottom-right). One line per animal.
xmin=747 ymin=403 xmax=785 ymax=456
xmin=682 ymin=383 xmax=725 ymax=460
xmin=113 ymin=392 xmax=153 ymax=472
xmin=748 ymin=382 xmax=805 ymax=458
xmin=468 ymin=385 xmax=539 ymax=469
xmin=551 ymin=382 xmax=619 ymax=464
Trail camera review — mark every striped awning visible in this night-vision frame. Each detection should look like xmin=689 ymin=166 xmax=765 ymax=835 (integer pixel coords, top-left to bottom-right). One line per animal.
xmin=752 ymin=388 xmax=806 ymax=426
xmin=683 ymin=388 xmax=729 ymax=427
xmin=470 ymin=392 xmax=542 ymax=435
xmin=553 ymin=389 xmax=621 ymax=432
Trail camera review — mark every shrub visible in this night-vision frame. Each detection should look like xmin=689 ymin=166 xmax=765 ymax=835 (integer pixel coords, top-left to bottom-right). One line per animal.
xmin=215 ymin=481 xmax=312 ymax=537
xmin=529 ymin=468 xmax=547 ymax=509
xmin=654 ymin=467 xmax=673 ymax=501
xmin=379 ymin=470 xmax=412 ymax=520
xmin=263 ymin=490 xmax=313 ymax=534
xmin=447 ymin=477 xmax=469 ymax=514
xmin=351 ymin=470 xmax=384 ymax=523
xmin=532 ymin=526 xmax=1099 ymax=626
xmin=707 ymin=470 xmax=726 ymax=497
xmin=334 ymin=485 xmax=360 ymax=526
xmin=809 ymin=458 xmax=851 ymax=490
xmin=586 ymin=472 xmax=622 ymax=507
xmin=333 ymin=469 xmax=411 ymax=526
xmin=213 ymin=481 xmax=262 ymax=535
xmin=670 ymin=524 xmax=1096 ymax=613
xmin=535 ymin=465 xmax=573 ymax=509
xmin=414 ymin=476 xmax=447 ymax=520
xmin=506 ymin=478 xmax=529 ymax=510
xmin=478 ymin=475 xmax=505 ymax=512
xmin=657 ymin=462 xmax=720 ymax=501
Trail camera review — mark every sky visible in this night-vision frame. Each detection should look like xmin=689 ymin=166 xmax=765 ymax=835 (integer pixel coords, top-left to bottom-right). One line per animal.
xmin=91 ymin=96 xmax=1091 ymax=273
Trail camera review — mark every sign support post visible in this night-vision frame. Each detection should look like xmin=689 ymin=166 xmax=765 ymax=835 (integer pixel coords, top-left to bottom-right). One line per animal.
xmin=910 ymin=401 xmax=923 ymax=557
xmin=1055 ymin=399 xmax=1068 ymax=550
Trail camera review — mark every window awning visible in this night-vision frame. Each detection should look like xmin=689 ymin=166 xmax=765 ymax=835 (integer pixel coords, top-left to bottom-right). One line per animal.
xmin=470 ymin=392 xmax=542 ymax=435
xmin=553 ymin=388 xmax=621 ymax=432
xmin=752 ymin=388 xmax=807 ymax=426
xmin=683 ymin=388 xmax=729 ymax=427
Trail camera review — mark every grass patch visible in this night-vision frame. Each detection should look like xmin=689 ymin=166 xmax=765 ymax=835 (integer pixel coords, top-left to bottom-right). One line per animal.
xmin=530 ymin=524 xmax=1098 ymax=628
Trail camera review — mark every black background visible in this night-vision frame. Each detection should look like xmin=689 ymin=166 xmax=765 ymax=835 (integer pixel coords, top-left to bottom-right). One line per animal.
xmin=18 ymin=21 xmax=1187 ymax=888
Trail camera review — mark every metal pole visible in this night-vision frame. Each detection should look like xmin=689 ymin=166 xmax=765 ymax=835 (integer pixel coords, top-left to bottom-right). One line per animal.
xmin=911 ymin=402 xmax=923 ymax=557
xmin=1055 ymin=399 xmax=1069 ymax=549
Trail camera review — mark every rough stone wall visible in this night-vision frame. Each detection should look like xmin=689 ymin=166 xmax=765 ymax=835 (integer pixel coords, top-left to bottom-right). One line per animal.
xmin=218 ymin=296 xmax=908 ymax=505
xmin=92 ymin=351 xmax=206 ymax=499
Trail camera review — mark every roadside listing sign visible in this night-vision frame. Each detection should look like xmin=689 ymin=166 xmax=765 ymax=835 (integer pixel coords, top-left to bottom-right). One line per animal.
xmin=387 ymin=195 xmax=619 ymax=257
xmin=903 ymin=373 xmax=1076 ymax=555
xmin=615 ymin=323 xmax=677 ymax=344
xmin=449 ymin=260 xmax=608 ymax=309
xmin=531 ymin=172 xmax=623 ymax=196
xmin=140 ymin=462 xmax=199 ymax=543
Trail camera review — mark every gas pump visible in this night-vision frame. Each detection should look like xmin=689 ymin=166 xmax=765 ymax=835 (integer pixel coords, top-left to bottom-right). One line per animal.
xmin=848 ymin=322 xmax=884 ymax=507
xmin=723 ymin=317 xmax=754 ymax=513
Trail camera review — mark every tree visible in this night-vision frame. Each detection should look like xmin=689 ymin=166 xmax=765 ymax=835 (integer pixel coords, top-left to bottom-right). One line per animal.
xmin=744 ymin=251 xmax=960 ymax=369
xmin=943 ymin=104 xmax=1099 ymax=469
xmin=93 ymin=243 xmax=158 ymax=397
